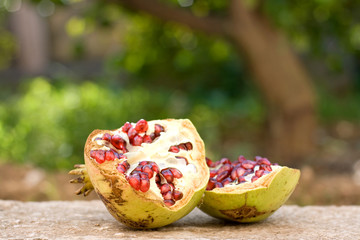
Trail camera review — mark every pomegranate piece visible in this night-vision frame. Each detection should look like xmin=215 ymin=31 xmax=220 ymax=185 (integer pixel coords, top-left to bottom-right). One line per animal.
xmin=90 ymin=150 xmax=105 ymax=164
xmin=122 ymin=122 xmax=132 ymax=133
xmin=161 ymin=169 xmax=174 ymax=183
xmin=132 ymin=135 xmax=143 ymax=146
xmin=102 ymin=133 xmax=112 ymax=141
xmin=110 ymin=135 xmax=127 ymax=150
xmin=169 ymin=168 xmax=183 ymax=178
xmin=163 ymin=199 xmax=175 ymax=206
xmin=172 ymin=190 xmax=183 ymax=201
xmin=128 ymin=174 xmax=141 ymax=190
xmin=169 ymin=146 xmax=180 ymax=153
xmin=135 ymin=119 xmax=148 ymax=133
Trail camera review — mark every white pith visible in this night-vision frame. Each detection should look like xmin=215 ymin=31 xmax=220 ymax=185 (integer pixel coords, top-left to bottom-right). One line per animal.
xmin=91 ymin=120 xmax=199 ymax=203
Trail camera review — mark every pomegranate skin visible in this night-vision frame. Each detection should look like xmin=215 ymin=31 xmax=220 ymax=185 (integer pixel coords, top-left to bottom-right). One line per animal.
xmin=199 ymin=166 xmax=300 ymax=223
xmin=79 ymin=119 xmax=208 ymax=229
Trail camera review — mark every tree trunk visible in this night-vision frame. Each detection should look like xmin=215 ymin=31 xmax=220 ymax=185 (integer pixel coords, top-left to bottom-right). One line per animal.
xmin=228 ymin=1 xmax=316 ymax=165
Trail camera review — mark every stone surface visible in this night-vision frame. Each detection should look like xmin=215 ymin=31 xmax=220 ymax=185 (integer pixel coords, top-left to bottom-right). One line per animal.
xmin=1 ymin=200 xmax=359 ymax=239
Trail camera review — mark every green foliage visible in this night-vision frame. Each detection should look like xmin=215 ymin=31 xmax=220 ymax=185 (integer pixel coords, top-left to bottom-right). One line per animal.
xmin=0 ymin=77 xmax=264 ymax=170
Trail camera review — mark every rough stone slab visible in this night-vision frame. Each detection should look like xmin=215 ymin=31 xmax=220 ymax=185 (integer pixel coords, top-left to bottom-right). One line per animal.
xmin=1 ymin=200 xmax=359 ymax=239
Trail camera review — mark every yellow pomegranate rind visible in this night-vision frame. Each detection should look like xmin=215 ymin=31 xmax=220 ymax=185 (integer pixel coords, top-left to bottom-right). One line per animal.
xmin=84 ymin=119 xmax=209 ymax=229
xmin=198 ymin=166 xmax=300 ymax=223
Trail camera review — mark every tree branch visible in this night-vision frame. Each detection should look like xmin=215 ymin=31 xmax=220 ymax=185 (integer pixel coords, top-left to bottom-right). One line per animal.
xmin=109 ymin=0 xmax=226 ymax=36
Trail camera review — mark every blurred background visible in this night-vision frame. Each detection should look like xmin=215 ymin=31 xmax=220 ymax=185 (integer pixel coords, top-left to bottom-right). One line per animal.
xmin=1 ymin=0 xmax=360 ymax=205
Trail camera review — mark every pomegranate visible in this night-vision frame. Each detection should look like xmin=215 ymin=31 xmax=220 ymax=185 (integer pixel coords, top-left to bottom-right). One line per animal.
xmin=69 ymin=119 xmax=208 ymax=229
xmin=199 ymin=155 xmax=300 ymax=223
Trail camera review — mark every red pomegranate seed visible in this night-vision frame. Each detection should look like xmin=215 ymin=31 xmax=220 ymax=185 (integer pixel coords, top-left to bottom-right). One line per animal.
xmin=185 ymin=142 xmax=193 ymax=150
xmin=162 ymin=191 xmax=173 ymax=200
xmin=155 ymin=174 xmax=161 ymax=183
xmin=210 ymin=169 xmax=217 ymax=178
xmin=90 ymin=150 xmax=105 ymax=164
xmin=161 ymin=169 xmax=174 ymax=183
xmin=238 ymin=176 xmax=246 ymax=183
xmin=251 ymin=176 xmax=259 ymax=182
xmin=206 ymin=157 xmax=215 ymax=168
xmin=220 ymin=158 xmax=231 ymax=165
xmin=110 ymin=135 xmax=127 ymax=150
xmin=117 ymin=164 xmax=127 ymax=174
xmin=218 ymin=164 xmax=232 ymax=174
xmin=178 ymin=143 xmax=187 ymax=150
xmin=238 ymin=155 xmax=246 ymax=162
xmin=206 ymin=178 xmax=216 ymax=190
xmin=169 ymin=168 xmax=182 ymax=178
xmin=222 ymin=177 xmax=233 ymax=186
xmin=216 ymin=171 xmax=229 ymax=182
xmin=128 ymin=174 xmax=141 ymax=190
xmin=135 ymin=119 xmax=148 ymax=133
xmin=143 ymin=135 xmax=152 ymax=143
xmin=140 ymin=177 xmax=150 ymax=192
xmin=134 ymin=165 xmax=143 ymax=172
xmin=150 ymin=162 xmax=160 ymax=173
xmin=139 ymin=161 xmax=148 ymax=166
xmin=143 ymin=165 xmax=154 ymax=179
xmin=164 ymin=199 xmax=175 ymax=206
xmin=105 ymin=151 xmax=115 ymax=161
xmin=230 ymin=169 xmax=238 ymax=180
xmin=172 ymin=190 xmax=183 ymax=201
xmin=127 ymin=127 xmax=137 ymax=140
xmin=150 ymin=133 xmax=156 ymax=140
xmin=102 ymin=133 xmax=112 ymax=141
xmin=255 ymin=169 xmax=265 ymax=178
xmin=256 ymin=157 xmax=271 ymax=166
xmin=241 ymin=160 xmax=256 ymax=169
xmin=260 ymin=165 xmax=272 ymax=172
xmin=132 ymin=135 xmax=143 ymax=146
xmin=215 ymin=182 xmax=223 ymax=188
xmin=154 ymin=124 xmax=164 ymax=136
xmin=122 ymin=122 xmax=132 ymax=133
xmin=160 ymin=183 xmax=172 ymax=194
xmin=236 ymin=167 xmax=247 ymax=177
xmin=169 ymin=146 xmax=180 ymax=153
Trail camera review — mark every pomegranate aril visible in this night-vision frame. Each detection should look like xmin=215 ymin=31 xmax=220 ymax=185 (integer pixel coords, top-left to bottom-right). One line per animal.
xmin=122 ymin=122 xmax=132 ymax=133
xmin=207 ymin=178 xmax=216 ymax=190
xmin=218 ymin=164 xmax=232 ymax=174
xmin=216 ymin=170 xmax=229 ymax=182
xmin=169 ymin=146 xmax=180 ymax=153
xmin=260 ymin=165 xmax=272 ymax=172
xmin=135 ymin=119 xmax=148 ymax=133
xmin=256 ymin=157 xmax=271 ymax=166
xmin=169 ymin=168 xmax=182 ymax=178
xmin=160 ymin=183 xmax=172 ymax=194
xmin=210 ymin=169 xmax=217 ymax=178
xmin=140 ymin=177 xmax=150 ymax=192
xmin=162 ymin=191 xmax=173 ymax=200
xmin=241 ymin=160 xmax=256 ymax=169
xmin=90 ymin=150 xmax=105 ymax=164
xmin=110 ymin=135 xmax=127 ymax=150
xmin=220 ymin=158 xmax=231 ymax=165
xmin=164 ymin=199 xmax=175 ymax=206
xmin=143 ymin=135 xmax=152 ymax=143
xmin=128 ymin=174 xmax=141 ymax=190
xmin=155 ymin=174 xmax=161 ymax=183
xmin=230 ymin=169 xmax=238 ymax=180
xmin=143 ymin=165 xmax=154 ymax=179
xmin=117 ymin=164 xmax=127 ymax=174
xmin=132 ymin=135 xmax=143 ymax=146
xmin=172 ymin=190 xmax=183 ymax=201
xmin=139 ymin=161 xmax=148 ymax=166
xmin=134 ymin=165 xmax=143 ymax=172
xmin=255 ymin=169 xmax=265 ymax=178
xmin=236 ymin=167 xmax=247 ymax=177
xmin=251 ymin=176 xmax=259 ymax=182
xmin=105 ymin=151 xmax=115 ymax=161
xmin=154 ymin=124 xmax=164 ymax=135
xmin=206 ymin=157 xmax=215 ymax=167
xmin=178 ymin=143 xmax=187 ymax=150
xmin=102 ymin=133 xmax=111 ymax=141
xmin=150 ymin=133 xmax=156 ymax=140
xmin=238 ymin=155 xmax=246 ymax=162
xmin=185 ymin=142 xmax=193 ymax=150
xmin=161 ymin=169 xmax=174 ymax=183
xmin=222 ymin=177 xmax=233 ymax=186
xmin=151 ymin=163 xmax=160 ymax=173
xmin=127 ymin=127 xmax=137 ymax=140
xmin=238 ymin=176 xmax=246 ymax=183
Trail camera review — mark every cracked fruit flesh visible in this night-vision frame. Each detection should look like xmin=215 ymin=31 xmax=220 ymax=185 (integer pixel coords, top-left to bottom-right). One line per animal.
xmin=199 ymin=156 xmax=300 ymax=223
xmin=72 ymin=119 xmax=208 ymax=229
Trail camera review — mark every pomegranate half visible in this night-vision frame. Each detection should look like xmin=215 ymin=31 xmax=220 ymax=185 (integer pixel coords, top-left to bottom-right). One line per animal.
xmin=70 ymin=119 xmax=209 ymax=229
xmin=199 ymin=156 xmax=300 ymax=222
